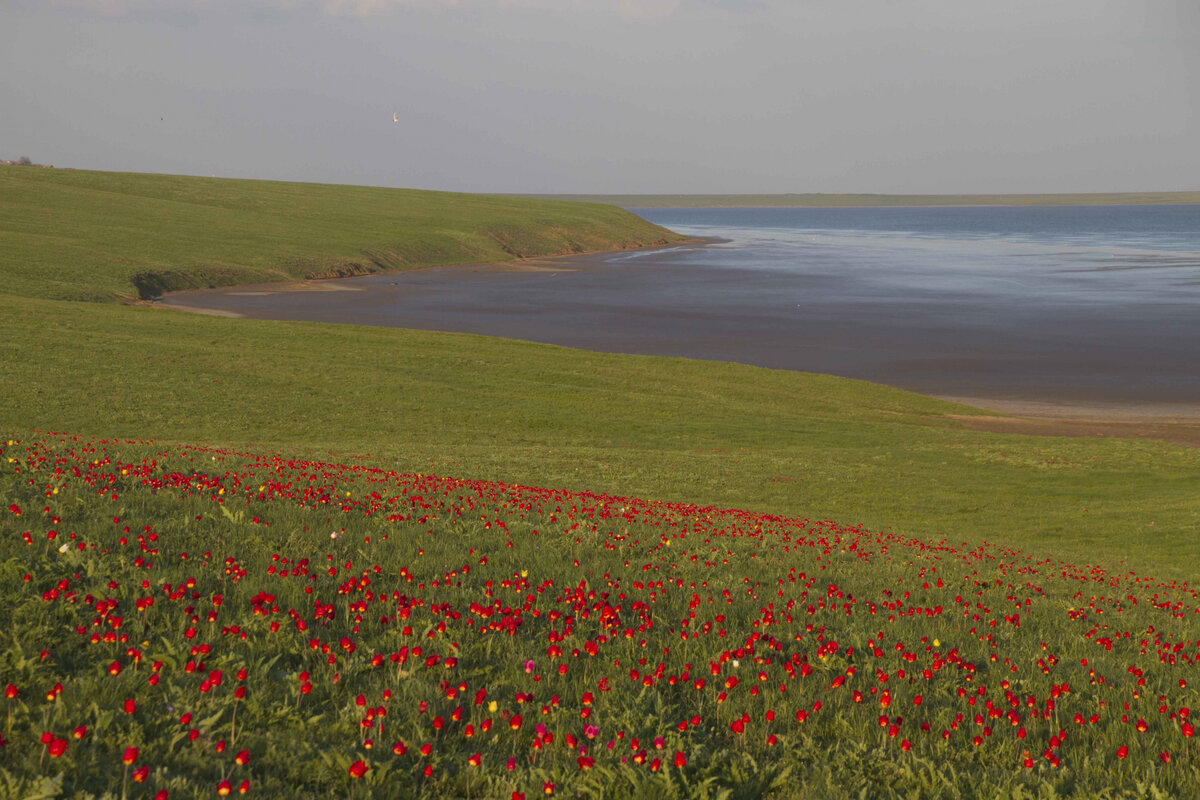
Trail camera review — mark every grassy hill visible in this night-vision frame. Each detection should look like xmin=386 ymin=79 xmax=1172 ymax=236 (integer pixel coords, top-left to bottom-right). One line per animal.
xmin=0 ymin=167 xmax=684 ymax=302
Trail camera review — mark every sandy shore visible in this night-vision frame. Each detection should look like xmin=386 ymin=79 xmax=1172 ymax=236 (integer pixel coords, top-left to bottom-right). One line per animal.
xmin=936 ymin=397 xmax=1200 ymax=447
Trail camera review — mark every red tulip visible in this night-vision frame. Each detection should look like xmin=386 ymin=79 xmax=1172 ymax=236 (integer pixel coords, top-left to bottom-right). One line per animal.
xmin=348 ymin=760 xmax=369 ymax=779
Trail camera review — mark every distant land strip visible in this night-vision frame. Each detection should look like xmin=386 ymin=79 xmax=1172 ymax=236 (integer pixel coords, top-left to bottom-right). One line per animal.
xmin=513 ymin=191 xmax=1200 ymax=208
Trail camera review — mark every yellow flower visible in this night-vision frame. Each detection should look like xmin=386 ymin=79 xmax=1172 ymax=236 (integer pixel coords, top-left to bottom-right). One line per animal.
xmin=933 ymin=639 xmax=940 ymax=648
xmin=520 ymin=570 xmax=528 ymax=578
xmin=488 ymin=700 xmax=498 ymax=712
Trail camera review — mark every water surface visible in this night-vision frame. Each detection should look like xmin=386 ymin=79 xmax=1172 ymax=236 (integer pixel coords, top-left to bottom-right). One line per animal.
xmin=163 ymin=204 xmax=1200 ymax=411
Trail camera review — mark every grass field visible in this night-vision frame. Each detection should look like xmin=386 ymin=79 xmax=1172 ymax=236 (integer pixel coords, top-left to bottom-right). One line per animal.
xmin=4 ymin=168 xmax=1200 ymax=797
xmin=3 ymin=296 xmax=1199 ymax=584
xmin=516 ymin=191 xmax=1200 ymax=208
xmin=0 ymin=167 xmax=683 ymax=302
xmin=4 ymin=434 xmax=1200 ymax=798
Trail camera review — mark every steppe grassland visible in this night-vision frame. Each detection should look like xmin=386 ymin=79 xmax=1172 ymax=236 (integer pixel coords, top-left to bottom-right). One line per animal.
xmin=3 ymin=168 xmax=1200 ymax=798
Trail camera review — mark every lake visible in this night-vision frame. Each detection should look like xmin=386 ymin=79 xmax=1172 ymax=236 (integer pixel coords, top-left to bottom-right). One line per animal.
xmin=162 ymin=204 xmax=1200 ymax=412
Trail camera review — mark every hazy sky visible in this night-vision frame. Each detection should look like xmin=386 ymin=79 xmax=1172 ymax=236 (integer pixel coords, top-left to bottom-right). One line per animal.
xmin=2 ymin=0 xmax=1197 ymax=193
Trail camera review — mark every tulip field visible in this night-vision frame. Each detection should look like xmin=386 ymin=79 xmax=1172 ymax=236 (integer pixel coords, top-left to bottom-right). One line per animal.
xmin=4 ymin=432 xmax=1200 ymax=799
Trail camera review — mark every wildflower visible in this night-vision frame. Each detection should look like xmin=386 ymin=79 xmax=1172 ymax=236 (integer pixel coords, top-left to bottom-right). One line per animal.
xmin=123 ymin=746 xmax=139 ymax=764
xmin=348 ymin=760 xmax=369 ymax=778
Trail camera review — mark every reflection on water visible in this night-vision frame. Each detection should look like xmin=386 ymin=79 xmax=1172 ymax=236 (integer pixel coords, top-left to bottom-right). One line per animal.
xmin=637 ymin=205 xmax=1200 ymax=308
xmin=163 ymin=204 xmax=1200 ymax=408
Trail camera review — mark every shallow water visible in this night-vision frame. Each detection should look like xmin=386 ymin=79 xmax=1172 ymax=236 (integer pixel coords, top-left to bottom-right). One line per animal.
xmin=162 ymin=204 xmax=1200 ymax=409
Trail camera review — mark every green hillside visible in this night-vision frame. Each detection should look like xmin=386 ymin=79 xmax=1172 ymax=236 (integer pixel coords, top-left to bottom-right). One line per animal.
xmin=3 ymin=296 xmax=1198 ymax=582
xmin=0 ymin=167 xmax=684 ymax=302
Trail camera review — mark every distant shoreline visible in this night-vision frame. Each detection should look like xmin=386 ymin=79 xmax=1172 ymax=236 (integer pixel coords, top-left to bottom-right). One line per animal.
xmin=514 ymin=191 xmax=1200 ymax=208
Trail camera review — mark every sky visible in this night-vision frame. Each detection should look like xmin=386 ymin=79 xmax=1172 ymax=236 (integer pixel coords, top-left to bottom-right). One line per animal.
xmin=2 ymin=0 xmax=1197 ymax=194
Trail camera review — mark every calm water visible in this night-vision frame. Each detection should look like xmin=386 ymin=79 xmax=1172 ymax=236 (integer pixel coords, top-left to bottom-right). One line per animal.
xmin=164 ymin=204 xmax=1200 ymax=408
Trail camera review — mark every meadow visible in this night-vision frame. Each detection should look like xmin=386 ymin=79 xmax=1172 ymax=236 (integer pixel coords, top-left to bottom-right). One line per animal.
xmin=4 ymin=433 xmax=1200 ymax=799
xmin=3 ymin=168 xmax=1200 ymax=798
